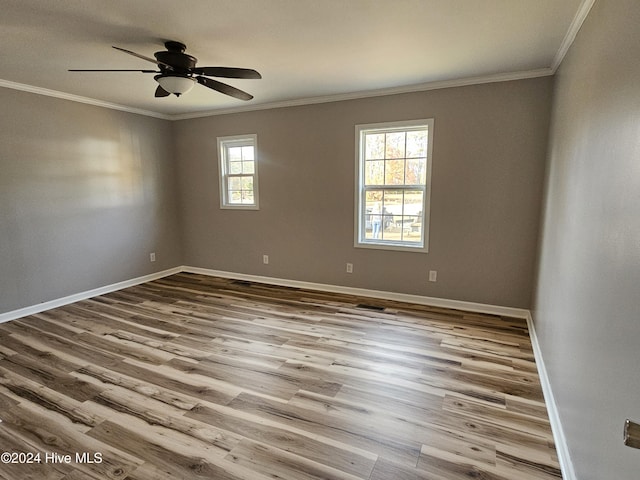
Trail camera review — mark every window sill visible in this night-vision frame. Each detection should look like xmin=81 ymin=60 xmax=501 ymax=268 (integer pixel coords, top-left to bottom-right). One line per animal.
xmin=355 ymin=240 xmax=428 ymax=253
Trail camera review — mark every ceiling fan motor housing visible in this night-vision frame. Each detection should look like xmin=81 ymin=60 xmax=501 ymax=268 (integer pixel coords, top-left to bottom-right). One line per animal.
xmin=155 ymin=41 xmax=197 ymax=72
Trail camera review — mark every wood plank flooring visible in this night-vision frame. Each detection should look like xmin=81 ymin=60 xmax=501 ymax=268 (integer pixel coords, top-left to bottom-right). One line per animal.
xmin=0 ymin=273 xmax=562 ymax=479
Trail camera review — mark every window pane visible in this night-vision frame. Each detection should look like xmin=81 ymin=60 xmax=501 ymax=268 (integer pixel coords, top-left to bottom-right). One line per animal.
xmin=365 ymin=134 xmax=385 ymax=160
xmin=403 ymin=190 xmax=424 ymax=241
xmin=242 ymin=161 xmax=255 ymax=174
xmin=406 ymin=130 xmax=427 ymax=158
xmin=405 ymin=158 xmax=426 ymax=185
xmin=384 ymin=159 xmax=405 ymax=185
xmin=400 ymin=218 xmax=421 ymax=243
xmin=241 ymin=176 xmax=253 ymax=190
xmin=383 ymin=214 xmax=394 ymax=231
xmin=229 ymin=161 xmax=242 ymax=174
xmin=365 ymin=190 xmax=383 ymax=206
xmin=404 ymin=190 xmax=424 ymax=214
xmin=385 ymin=132 xmax=405 ymax=159
xmin=364 ymin=190 xmax=383 ymax=239
xmin=365 ymin=160 xmax=384 ymax=185
xmin=242 ymin=191 xmax=254 ymax=204
xmin=381 ymin=190 xmax=402 ymax=212
xmin=377 ymin=190 xmax=399 ymax=241
xmin=241 ymin=146 xmax=254 ymax=161
xmin=368 ymin=212 xmax=383 ymax=239
xmin=229 ymin=190 xmax=242 ymax=203
xmin=228 ymin=146 xmax=242 ymax=161
xmin=382 ymin=189 xmax=401 ymax=240
xmin=228 ymin=177 xmax=242 ymax=190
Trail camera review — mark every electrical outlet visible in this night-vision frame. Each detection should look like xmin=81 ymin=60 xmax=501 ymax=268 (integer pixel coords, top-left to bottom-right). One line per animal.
xmin=429 ymin=270 xmax=437 ymax=282
xmin=263 ymin=255 xmax=269 ymax=265
xmin=150 ymin=252 xmax=156 ymax=262
xmin=346 ymin=263 xmax=353 ymax=274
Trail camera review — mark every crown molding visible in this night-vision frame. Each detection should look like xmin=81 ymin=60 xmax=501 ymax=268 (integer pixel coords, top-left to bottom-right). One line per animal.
xmin=551 ymin=0 xmax=597 ymax=72
xmin=2 ymin=68 xmax=553 ymax=122
xmin=0 ymin=79 xmax=172 ymax=120
xmin=171 ymin=68 xmax=554 ymax=120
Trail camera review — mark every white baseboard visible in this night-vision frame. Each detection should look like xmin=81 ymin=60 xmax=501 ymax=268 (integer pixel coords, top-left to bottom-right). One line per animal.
xmin=0 ymin=267 xmax=182 ymax=324
xmin=526 ymin=312 xmax=576 ymax=480
xmin=1 ymin=265 xmax=530 ymax=324
xmin=182 ymin=266 xmax=530 ymax=319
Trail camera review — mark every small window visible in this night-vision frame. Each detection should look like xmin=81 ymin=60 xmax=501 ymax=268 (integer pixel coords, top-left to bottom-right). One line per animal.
xmin=355 ymin=119 xmax=434 ymax=252
xmin=218 ymin=134 xmax=259 ymax=209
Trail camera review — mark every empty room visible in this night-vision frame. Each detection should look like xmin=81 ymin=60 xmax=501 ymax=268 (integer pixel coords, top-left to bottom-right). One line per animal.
xmin=0 ymin=0 xmax=638 ymax=479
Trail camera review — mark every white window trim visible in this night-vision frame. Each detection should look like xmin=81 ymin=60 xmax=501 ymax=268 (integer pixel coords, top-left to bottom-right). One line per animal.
xmin=354 ymin=119 xmax=434 ymax=253
xmin=217 ymin=134 xmax=259 ymax=210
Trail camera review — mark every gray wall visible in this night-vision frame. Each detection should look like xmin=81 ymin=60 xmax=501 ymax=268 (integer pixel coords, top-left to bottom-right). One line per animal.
xmin=0 ymin=89 xmax=182 ymax=314
xmin=1 ymin=75 xmax=551 ymax=316
xmin=174 ymin=77 xmax=552 ymax=309
xmin=532 ymin=0 xmax=640 ymax=478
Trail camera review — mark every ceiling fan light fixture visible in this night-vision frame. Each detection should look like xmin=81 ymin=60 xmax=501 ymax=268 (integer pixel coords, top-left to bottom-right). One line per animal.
xmin=155 ymin=74 xmax=195 ymax=96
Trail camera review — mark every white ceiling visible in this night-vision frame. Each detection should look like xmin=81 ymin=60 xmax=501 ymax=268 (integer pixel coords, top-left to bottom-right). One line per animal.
xmin=0 ymin=0 xmax=589 ymax=118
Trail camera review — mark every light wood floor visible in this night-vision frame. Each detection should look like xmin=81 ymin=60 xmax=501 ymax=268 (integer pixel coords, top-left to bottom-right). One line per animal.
xmin=0 ymin=273 xmax=562 ymax=479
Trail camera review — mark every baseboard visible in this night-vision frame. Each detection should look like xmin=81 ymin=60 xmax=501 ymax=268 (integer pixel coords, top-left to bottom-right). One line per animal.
xmin=526 ymin=312 xmax=576 ymax=480
xmin=0 ymin=266 xmax=182 ymax=324
xmin=182 ymin=266 xmax=530 ymax=319
xmin=1 ymin=265 xmax=527 ymax=324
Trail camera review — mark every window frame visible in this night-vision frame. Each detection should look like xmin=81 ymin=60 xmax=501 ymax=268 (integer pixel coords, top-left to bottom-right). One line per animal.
xmin=217 ymin=134 xmax=259 ymax=210
xmin=354 ymin=119 xmax=434 ymax=252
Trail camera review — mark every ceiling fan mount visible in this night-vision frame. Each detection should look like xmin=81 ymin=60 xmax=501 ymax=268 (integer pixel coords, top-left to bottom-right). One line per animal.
xmin=164 ymin=40 xmax=187 ymax=53
xmin=69 ymin=40 xmax=261 ymax=100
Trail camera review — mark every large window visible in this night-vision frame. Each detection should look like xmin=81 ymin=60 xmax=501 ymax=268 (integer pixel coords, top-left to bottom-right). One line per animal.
xmin=218 ymin=134 xmax=259 ymax=209
xmin=355 ymin=119 xmax=434 ymax=252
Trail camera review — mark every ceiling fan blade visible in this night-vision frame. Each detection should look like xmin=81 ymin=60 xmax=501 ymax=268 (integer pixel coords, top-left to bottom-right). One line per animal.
xmin=155 ymin=85 xmax=171 ymax=97
xmin=112 ymin=46 xmax=173 ymax=70
xmin=196 ymin=76 xmax=254 ymax=101
xmin=193 ymin=67 xmax=262 ymax=79
xmin=112 ymin=46 xmax=158 ymax=64
xmin=69 ymin=69 xmax=158 ymax=73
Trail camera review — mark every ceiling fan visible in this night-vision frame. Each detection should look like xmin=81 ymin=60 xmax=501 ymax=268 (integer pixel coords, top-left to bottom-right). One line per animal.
xmin=69 ymin=41 xmax=261 ymax=100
